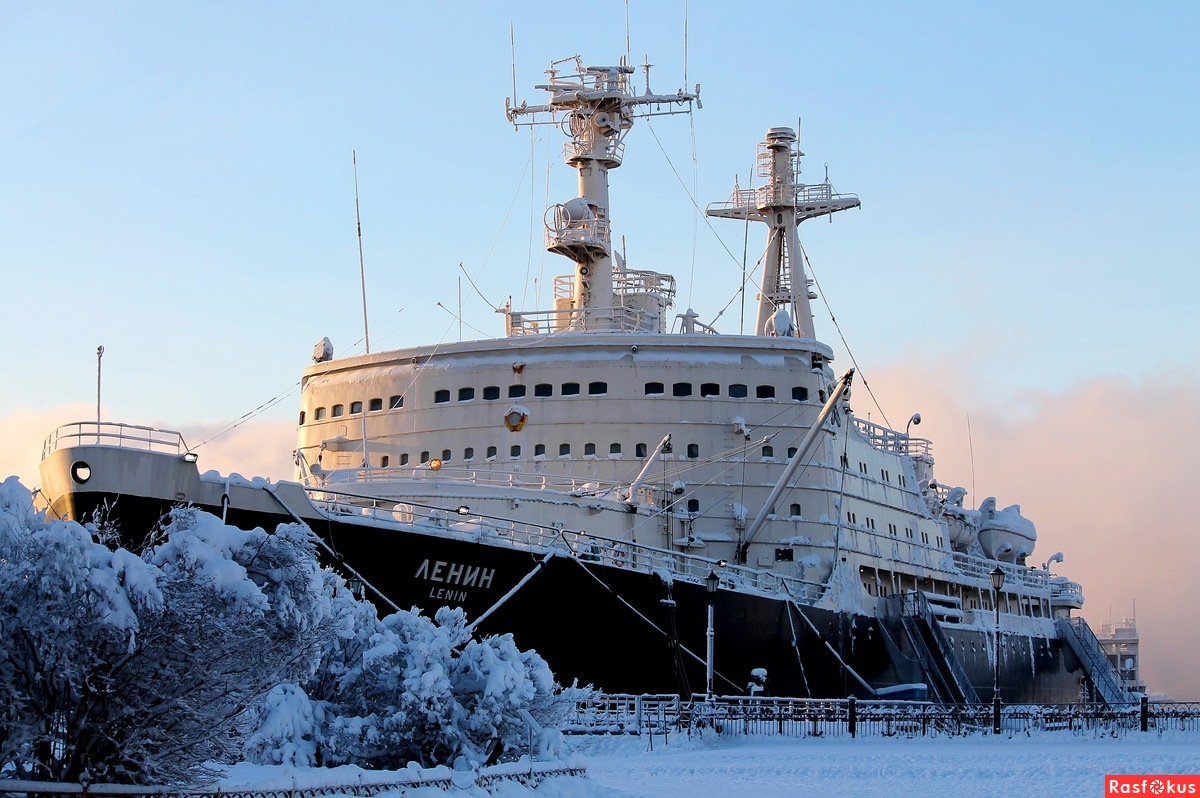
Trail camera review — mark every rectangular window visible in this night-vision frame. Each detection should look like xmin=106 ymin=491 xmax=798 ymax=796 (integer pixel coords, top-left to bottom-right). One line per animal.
xmin=389 ymin=395 xmax=404 ymax=409
xmin=559 ymin=443 xmax=571 ymax=456
xmin=535 ymin=443 xmax=546 ymax=456
xmin=434 ymin=390 xmax=450 ymax=404
xmin=645 ymin=382 xmax=664 ymax=395
xmin=673 ymin=382 xmax=693 ymax=397
xmin=464 ymin=447 xmax=474 ymax=460
xmin=561 ymin=382 xmax=580 ymax=396
xmin=700 ymin=382 xmax=720 ymax=397
xmin=609 ymin=443 xmax=622 ymax=455
xmin=686 ymin=443 xmax=699 ymax=459
xmin=369 ymin=398 xmax=384 ymax=412
xmin=299 ymin=411 xmax=306 ymax=425
xmin=331 ymin=404 xmax=345 ymax=417
xmin=588 ymin=381 xmax=608 ymax=395
xmin=483 ymin=386 xmax=500 ymax=400
xmin=534 ymin=383 xmax=552 ymax=397
xmin=458 ymin=387 xmax=475 ymax=401
xmin=487 ymin=446 xmax=498 ymax=459
xmin=508 ymin=384 xmax=527 ymax=398
xmin=510 ymin=445 xmax=521 ymax=458
xmin=756 ymin=385 xmax=776 ymax=399
xmin=350 ymin=401 xmax=363 ymax=414
xmin=729 ymin=384 xmax=748 ymax=398
xmin=792 ymin=386 xmax=809 ymax=401
xmin=635 ymin=442 xmax=648 ymax=458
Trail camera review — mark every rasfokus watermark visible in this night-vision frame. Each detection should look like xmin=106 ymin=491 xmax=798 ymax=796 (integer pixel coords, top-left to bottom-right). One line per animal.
xmin=1107 ymin=775 xmax=1200 ymax=795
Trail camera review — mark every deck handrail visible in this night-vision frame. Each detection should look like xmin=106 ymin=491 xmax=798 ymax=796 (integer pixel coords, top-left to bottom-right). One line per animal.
xmin=42 ymin=421 xmax=190 ymax=460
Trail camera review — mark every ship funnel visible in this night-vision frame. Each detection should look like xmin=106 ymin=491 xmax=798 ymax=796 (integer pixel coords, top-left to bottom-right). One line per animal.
xmin=765 ymin=126 xmax=796 ymax=143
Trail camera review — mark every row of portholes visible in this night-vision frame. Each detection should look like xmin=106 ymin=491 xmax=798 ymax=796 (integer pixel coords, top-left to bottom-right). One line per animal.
xmin=301 ymin=381 xmax=816 ymax=424
xmin=377 ymin=440 xmax=705 ymax=468
xmin=303 ymin=394 xmax=404 ymax=425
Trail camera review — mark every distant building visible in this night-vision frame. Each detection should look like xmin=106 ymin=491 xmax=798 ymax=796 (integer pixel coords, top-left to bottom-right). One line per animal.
xmin=1097 ymin=616 xmax=1147 ymax=695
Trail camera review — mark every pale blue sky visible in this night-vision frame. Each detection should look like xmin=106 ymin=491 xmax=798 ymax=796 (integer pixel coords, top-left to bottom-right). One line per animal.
xmin=3 ymin=0 xmax=1197 ymax=428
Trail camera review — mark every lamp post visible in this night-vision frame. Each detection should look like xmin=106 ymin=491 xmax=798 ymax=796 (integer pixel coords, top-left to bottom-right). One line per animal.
xmin=705 ymin=569 xmax=719 ymax=701
xmin=96 ymin=345 xmax=105 ymax=424
xmin=990 ymin=565 xmax=1006 ymax=734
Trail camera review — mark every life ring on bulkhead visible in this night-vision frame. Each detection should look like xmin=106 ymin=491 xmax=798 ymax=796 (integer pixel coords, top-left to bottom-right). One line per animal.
xmin=504 ymin=406 xmax=529 ymax=432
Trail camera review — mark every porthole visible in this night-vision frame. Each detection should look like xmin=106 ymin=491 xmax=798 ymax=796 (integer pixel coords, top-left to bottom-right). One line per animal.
xmin=70 ymin=461 xmax=92 ymax=484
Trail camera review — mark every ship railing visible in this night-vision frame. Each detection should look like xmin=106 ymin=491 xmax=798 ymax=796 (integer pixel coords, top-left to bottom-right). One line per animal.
xmin=851 ymin=416 xmax=932 ymax=457
xmin=613 ymin=268 xmax=677 ymax=300
xmin=505 ymin=305 xmax=656 ymax=336
xmin=305 ymin=487 xmax=824 ymax=602
xmin=313 ymin=464 xmax=628 ymax=495
xmin=563 ymin=137 xmax=626 ymax=164
xmin=707 ymin=183 xmax=860 ymax=214
xmin=950 ymin=552 xmax=1049 ymax=593
xmin=545 ymin=206 xmax=611 ymax=251
xmin=41 ymin=421 xmax=191 ymax=460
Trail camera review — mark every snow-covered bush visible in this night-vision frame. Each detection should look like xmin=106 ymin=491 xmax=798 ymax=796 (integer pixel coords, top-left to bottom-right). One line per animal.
xmin=0 ymin=479 xmax=332 ymax=784
xmin=247 ymin=584 xmax=586 ymax=769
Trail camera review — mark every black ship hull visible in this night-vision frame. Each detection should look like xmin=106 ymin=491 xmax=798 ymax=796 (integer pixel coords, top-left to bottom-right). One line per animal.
xmin=49 ymin=484 xmax=1083 ymax=704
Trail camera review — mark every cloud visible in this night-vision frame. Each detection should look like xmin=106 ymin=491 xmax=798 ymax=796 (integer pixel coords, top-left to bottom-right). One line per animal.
xmin=867 ymin=357 xmax=1200 ymax=700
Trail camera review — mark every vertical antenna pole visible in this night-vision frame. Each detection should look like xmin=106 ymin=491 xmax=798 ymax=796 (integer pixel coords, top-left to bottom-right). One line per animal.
xmin=625 ymin=0 xmax=631 ymax=67
xmin=510 ymin=24 xmax=518 ymax=103
xmin=458 ymin=276 xmax=463 ymax=342
xmin=95 ymin=345 xmax=104 ymax=424
xmin=353 ymin=150 xmax=371 ymax=354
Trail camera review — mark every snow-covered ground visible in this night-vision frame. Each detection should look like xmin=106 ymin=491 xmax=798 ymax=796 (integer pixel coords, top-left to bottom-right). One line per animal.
xmin=220 ymin=732 xmax=1200 ymax=797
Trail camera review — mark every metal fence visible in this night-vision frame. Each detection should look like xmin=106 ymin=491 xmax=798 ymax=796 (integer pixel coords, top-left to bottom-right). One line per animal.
xmin=565 ymin=694 xmax=1200 ymax=739
xmin=0 ymin=761 xmax=585 ymax=798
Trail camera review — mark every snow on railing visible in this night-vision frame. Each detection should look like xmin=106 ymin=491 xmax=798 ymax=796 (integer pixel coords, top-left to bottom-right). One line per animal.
xmin=42 ymin=422 xmax=190 ymax=460
xmin=505 ymin=304 xmax=655 ymax=335
xmin=0 ymin=760 xmax=586 ymax=798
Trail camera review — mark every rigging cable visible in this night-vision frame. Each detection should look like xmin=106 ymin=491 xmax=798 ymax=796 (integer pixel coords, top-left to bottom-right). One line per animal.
xmin=802 ymin=242 xmax=892 ymax=429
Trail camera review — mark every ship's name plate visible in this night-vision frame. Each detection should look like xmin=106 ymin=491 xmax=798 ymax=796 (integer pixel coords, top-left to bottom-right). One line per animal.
xmin=414 ymin=558 xmax=496 ymax=590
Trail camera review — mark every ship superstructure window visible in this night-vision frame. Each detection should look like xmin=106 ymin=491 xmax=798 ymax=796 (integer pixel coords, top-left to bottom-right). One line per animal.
xmin=434 ymin=390 xmax=450 ymax=404
xmin=762 ymin=445 xmax=774 ymax=458
xmin=299 ymin=411 xmax=306 ymax=424
xmin=888 ymin=523 xmax=898 ymax=536
xmin=790 ymin=503 xmax=802 ymax=517
xmin=700 ymin=382 xmax=719 ymax=397
xmin=729 ymin=384 xmax=748 ymax=398
xmin=535 ymin=443 xmax=546 ymax=456
xmin=635 ymin=442 xmax=647 ymax=458
xmin=464 ymin=447 xmax=474 ymax=460
xmin=609 ymin=443 xmax=622 ymax=455
xmin=787 ymin=447 xmax=797 ymax=458
xmin=686 ymin=443 xmax=699 ymax=459
xmin=792 ymin=386 xmax=809 ymax=401
xmin=534 ymin=383 xmax=552 ymax=397
xmin=847 ymin=512 xmax=857 ymax=524
xmin=562 ymin=382 xmax=580 ymax=396
xmin=673 ymin=382 xmax=692 ymax=397
xmin=487 ymin=446 xmax=498 ymax=458
xmin=905 ymin=527 xmax=914 ymax=539
xmin=458 ymin=387 xmax=475 ymax=401
xmin=509 ymin=385 xmax=527 ymax=398
xmin=332 ymin=404 xmax=345 ymax=417
xmin=589 ymin=381 xmax=608 ymax=395
xmin=420 ymin=451 xmax=430 ymax=463
xmin=483 ymin=386 xmax=500 ymax=400
xmin=381 ymin=455 xmax=389 ymax=468
xmin=510 ymin=445 xmax=521 ymax=457
xmin=441 ymin=449 xmax=451 ymax=461
xmin=645 ymin=382 xmax=664 ymax=395
xmin=389 ymin=395 xmax=404 ymax=409
xmin=584 ymin=442 xmax=597 ymax=456
xmin=369 ymin=398 xmax=383 ymax=411
xmin=400 ymin=453 xmax=409 ymax=465
xmin=756 ymin=385 xmax=775 ymax=399
xmin=559 ymin=443 xmax=571 ymax=456
xmin=687 ymin=499 xmax=700 ymax=513
xmin=350 ymin=401 xmax=363 ymax=414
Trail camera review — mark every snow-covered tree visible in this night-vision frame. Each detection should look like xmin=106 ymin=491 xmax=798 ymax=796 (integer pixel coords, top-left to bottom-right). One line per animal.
xmin=0 ymin=479 xmax=332 ymax=784
xmin=246 ymin=587 xmax=586 ymax=769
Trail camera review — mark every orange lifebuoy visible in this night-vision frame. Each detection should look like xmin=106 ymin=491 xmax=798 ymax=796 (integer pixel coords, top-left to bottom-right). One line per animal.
xmin=504 ymin=407 xmax=528 ymax=432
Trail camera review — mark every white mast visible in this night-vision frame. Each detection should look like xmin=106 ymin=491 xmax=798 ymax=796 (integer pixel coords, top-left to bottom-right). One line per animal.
xmin=507 ymin=56 xmax=698 ymax=332
xmin=707 ymin=127 xmax=860 ymax=338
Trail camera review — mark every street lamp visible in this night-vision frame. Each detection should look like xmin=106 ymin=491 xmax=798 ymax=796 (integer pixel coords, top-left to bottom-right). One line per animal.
xmin=990 ymin=565 xmax=1006 ymax=734
xmin=705 ymin=569 xmax=719 ymax=701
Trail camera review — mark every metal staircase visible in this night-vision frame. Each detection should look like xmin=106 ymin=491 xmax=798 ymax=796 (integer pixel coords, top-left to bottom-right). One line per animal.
xmin=888 ymin=591 xmax=980 ymax=705
xmin=1055 ymin=617 xmax=1133 ymax=706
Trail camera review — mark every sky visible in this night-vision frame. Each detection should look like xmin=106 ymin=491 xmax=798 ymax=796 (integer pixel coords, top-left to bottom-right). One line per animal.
xmin=2 ymin=2 xmax=1198 ymax=697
